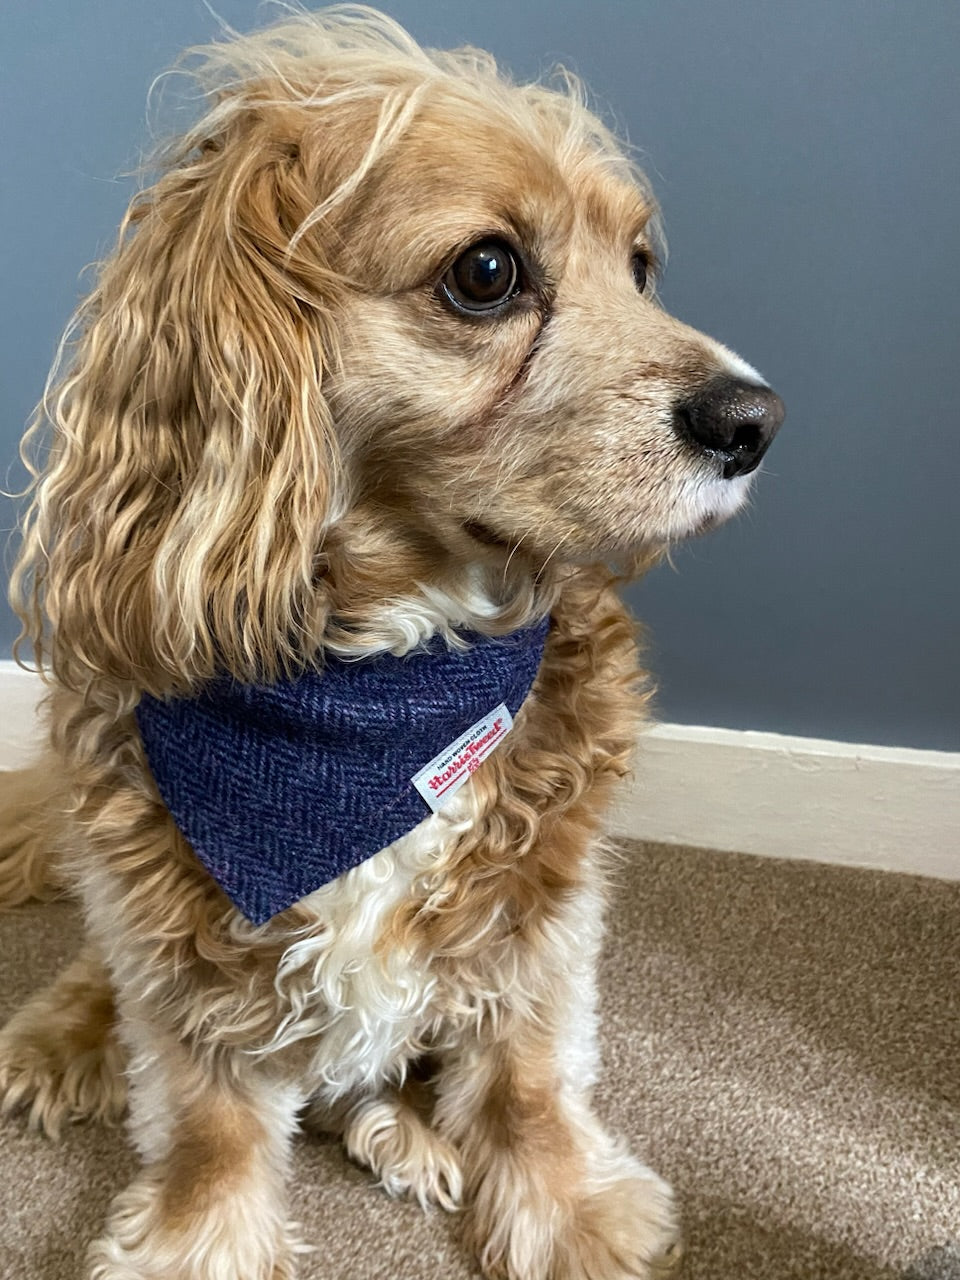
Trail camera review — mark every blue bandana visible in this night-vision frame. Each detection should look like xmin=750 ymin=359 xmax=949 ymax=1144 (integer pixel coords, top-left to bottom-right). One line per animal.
xmin=135 ymin=619 xmax=549 ymax=924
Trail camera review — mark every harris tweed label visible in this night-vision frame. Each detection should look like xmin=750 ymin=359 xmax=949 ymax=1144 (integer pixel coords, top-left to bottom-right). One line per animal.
xmin=411 ymin=702 xmax=513 ymax=813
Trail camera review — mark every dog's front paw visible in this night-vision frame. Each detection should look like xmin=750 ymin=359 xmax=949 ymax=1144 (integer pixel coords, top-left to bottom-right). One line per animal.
xmin=87 ymin=1173 xmax=304 ymax=1280
xmin=468 ymin=1156 xmax=679 ymax=1280
xmin=556 ymin=1166 xmax=681 ymax=1280
xmin=343 ymin=1093 xmax=463 ymax=1211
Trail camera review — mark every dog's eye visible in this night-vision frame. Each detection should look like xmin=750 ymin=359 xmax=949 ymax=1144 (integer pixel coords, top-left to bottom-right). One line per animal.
xmin=441 ymin=240 xmax=521 ymax=314
xmin=632 ymin=250 xmax=650 ymax=295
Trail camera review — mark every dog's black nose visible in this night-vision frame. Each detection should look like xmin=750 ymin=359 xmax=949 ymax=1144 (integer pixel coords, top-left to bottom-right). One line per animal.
xmin=674 ymin=378 xmax=784 ymax=479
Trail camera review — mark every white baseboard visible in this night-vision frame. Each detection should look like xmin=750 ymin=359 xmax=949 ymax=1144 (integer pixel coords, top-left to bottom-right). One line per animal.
xmin=1 ymin=662 xmax=957 ymax=881
xmin=0 ymin=662 xmax=48 ymax=771
xmin=610 ymin=724 xmax=960 ymax=881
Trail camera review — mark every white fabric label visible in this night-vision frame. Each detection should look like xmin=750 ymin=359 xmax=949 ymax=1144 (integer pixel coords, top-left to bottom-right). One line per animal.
xmin=411 ymin=702 xmax=514 ymax=813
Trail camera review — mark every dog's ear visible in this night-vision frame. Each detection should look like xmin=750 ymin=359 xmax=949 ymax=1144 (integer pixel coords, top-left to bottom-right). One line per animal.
xmin=13 ymin=105 xmax=347 ymax=696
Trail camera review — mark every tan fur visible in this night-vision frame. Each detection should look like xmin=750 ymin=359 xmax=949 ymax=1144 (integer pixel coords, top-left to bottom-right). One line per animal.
xmin=339 ymin=1085 xmax=463 ymax=1211
xmin=86 ymin=1034 xmax=303 ymax=1280
xmin=0 ymin=944 xmax=125 ymax=1137
xmin=0 ymin=8 xmax=771 ymax=1277
xmin=0 ymin=761 xmax=67 ymax=904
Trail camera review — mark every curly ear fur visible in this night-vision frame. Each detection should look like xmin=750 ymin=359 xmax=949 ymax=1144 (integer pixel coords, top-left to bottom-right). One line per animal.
xmin=12 ymin=79 xmax=355 ymax=696
xmin=11 ymin=11 xmax=665 ymax=699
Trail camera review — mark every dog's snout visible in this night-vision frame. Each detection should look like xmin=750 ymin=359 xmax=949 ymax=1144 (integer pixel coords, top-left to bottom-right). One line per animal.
xmin=674 ymin=378 xmax=784 ymax=479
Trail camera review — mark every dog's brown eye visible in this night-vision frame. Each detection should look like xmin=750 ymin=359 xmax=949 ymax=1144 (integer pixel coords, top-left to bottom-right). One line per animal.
xmin=441 ymin=240 xmax=520 ymax=314
xmin=632 ymin=250 xmax=650 ymax=294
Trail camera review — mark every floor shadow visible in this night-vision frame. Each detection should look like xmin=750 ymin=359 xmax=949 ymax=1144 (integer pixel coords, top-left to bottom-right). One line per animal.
xmin=684 ymin=1197 xmax=903 ymax=1280
xmin=903 ymin=1243 xmax=960 ymax=1280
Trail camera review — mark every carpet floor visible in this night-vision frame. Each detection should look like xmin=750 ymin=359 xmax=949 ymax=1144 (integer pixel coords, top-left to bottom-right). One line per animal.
xmin=1 ymin=842 xmax=957 ymax=1279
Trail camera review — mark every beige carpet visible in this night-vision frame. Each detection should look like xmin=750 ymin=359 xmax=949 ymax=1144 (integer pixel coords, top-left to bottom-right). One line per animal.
xmin=1 ymin=842 xmax=957 ymax=1279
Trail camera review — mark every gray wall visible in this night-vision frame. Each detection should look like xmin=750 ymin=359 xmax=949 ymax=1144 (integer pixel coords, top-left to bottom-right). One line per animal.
xmin=2 ymin=1 xmax=958 ymax=750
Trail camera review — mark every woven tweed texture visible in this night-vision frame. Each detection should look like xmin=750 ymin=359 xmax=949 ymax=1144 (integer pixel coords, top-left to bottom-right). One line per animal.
xmin=135 ymin=620 xmax=550 ymax=924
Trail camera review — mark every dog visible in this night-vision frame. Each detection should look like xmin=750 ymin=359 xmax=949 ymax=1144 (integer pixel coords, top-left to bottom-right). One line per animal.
xmin=0 ymin=9 xmax=782 ymax=1278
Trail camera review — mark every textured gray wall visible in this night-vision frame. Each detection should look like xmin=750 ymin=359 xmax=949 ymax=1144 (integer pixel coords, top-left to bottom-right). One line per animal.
xmin=2 ymin=1 xmax=958 ymax=749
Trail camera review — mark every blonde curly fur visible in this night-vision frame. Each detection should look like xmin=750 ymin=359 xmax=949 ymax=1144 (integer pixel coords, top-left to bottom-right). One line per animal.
xmin=0 ymin=7 xmax=776 ymax=1278
xmin=11 ymin=5 xmax=657 ymax=697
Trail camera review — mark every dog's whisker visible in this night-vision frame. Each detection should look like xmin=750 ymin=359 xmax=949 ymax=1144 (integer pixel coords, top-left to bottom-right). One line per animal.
xmin=534 ymin=535 xmax=567 ymax=584
xmin=501 ymin=532 xmax=528 ymax=583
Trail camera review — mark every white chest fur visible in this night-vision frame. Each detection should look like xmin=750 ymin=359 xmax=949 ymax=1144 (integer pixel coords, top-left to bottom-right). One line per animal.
xmin=258 ymin=788 xmax=482 ymax=1099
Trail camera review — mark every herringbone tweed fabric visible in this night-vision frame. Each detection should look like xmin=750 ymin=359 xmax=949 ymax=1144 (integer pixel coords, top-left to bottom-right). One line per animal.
xmin=1 ymin=842 xmax=957 ymax=1279
xmin=135 ymin=619 xmax=548 ymax=923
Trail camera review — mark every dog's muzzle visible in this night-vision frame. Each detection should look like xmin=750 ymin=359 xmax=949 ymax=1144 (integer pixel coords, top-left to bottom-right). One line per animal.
xmin=674 ymin=377 xmax=785 ymax=479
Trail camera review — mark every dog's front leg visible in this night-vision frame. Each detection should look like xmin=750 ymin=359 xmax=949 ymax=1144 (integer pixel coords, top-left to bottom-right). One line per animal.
xmin=433 ymin=893 xmax=680 ymax=1280
xmin=87 ymin=1025 xmax=304 ymax=1280
xmin=438 ymin=1023 xmax=679 ymax=1280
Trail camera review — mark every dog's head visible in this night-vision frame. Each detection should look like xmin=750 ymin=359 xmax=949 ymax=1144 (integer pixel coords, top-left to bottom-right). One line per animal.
xmin=14 ymin=9 xmax=782 ymax=695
